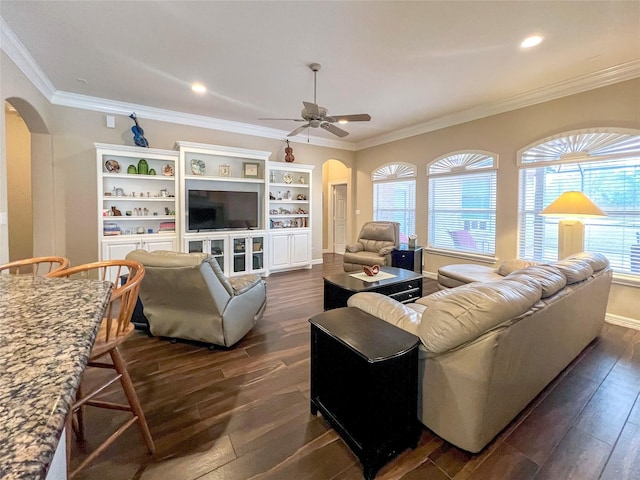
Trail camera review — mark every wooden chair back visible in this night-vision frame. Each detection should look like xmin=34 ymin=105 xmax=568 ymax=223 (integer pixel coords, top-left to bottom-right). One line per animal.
xmin=0 ymin=256 xmax=70 ymax=276
xmin=50 ymin=260 xmax=145 ymax=353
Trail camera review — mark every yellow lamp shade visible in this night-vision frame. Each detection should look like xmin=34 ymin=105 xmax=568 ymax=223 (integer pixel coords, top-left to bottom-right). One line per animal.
xmin=539 ymin=191 xmax=606 ymax=218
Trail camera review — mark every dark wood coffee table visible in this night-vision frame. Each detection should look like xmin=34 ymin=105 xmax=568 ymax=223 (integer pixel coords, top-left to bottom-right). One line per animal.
xmin=323 ymin=266 xmax=423 ymax=310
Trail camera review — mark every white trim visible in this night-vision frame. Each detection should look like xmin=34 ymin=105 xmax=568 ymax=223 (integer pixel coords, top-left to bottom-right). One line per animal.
xmin=424 ymin=248 xmax=498 ymax=265
xmin=52 ymin=91 xmax=355 ymax=151
xmin=0 ymin=17 xmax=56 ymax=99
xmin=605 ymin=313 xmax=640 ymax=331
xmin=356 ymin=60 xmax=640 ymax=151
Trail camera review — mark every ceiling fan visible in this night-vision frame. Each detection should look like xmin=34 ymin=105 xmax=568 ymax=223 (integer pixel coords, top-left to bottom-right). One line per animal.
xmin=260 ymin=63 xmax=371 ymax=138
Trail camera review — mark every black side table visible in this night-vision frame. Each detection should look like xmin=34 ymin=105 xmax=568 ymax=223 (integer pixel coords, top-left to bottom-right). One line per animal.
xmin=392 ymin=245 xmax=423 ymax=273
xmin=309 ymin=307 xmax=421 ymax=479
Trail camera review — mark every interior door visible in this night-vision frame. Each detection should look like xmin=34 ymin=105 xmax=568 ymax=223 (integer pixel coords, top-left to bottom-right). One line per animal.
xmin=333 ymin=184 xmax=347 ymax=253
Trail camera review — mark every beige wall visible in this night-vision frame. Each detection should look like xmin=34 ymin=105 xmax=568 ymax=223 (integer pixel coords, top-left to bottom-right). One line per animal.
xmin=355 ymin=77 xmax=640 ymax=322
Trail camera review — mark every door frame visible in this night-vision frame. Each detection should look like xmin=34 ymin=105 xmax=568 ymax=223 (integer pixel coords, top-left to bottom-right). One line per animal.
xmin=328 ymin=181 xmax=348 ymax=254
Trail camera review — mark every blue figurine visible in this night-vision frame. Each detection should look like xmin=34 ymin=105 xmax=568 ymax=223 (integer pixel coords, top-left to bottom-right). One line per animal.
xmin=129 ymin=113 xmax=149 ymax=148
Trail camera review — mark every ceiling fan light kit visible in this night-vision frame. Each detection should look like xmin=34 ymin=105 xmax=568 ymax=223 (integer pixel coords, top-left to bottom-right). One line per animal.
xmin=261 ymin=63 xmax=371 ymax=138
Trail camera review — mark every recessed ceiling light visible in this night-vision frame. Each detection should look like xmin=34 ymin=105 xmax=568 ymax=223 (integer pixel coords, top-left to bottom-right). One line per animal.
xmin=191 ymin=83 xmax=206 ymax=93
xmin=521 ymin=35 xmax=543 ymax=49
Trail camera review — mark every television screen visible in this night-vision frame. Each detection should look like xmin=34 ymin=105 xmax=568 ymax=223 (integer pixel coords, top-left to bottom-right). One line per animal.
xmin=188 ymin=190 xmax=260 ymax=231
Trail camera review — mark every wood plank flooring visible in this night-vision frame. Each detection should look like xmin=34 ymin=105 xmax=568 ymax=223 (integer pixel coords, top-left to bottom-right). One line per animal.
xmin=70 ymin=254 xmax=640 ymax=480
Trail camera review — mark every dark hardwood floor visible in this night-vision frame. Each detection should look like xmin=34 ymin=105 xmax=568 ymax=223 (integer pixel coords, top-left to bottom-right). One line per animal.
xmin=71 ymin=253 xmax=640 ymax=480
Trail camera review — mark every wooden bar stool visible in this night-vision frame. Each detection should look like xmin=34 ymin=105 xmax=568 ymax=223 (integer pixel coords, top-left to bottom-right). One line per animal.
xmin=0 ymin=256 xmax=70 ymax=276
xmin=50 ymin=260 xmax=154 ymax=478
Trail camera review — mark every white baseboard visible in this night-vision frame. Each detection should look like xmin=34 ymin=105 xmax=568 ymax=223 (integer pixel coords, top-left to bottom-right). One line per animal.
xmin=605 ymin=313 xmax=640 ymax=330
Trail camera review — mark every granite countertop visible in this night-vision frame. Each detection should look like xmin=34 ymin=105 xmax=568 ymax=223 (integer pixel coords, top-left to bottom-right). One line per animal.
xmin=0 ymin=275 xmax=113 ymax=479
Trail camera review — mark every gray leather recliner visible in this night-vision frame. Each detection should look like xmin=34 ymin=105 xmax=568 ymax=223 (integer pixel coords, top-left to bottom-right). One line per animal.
xmin=125 ymin=250 xmax=266 ymax=347
xmin=342 ymin=221 xmax=400 ymax=272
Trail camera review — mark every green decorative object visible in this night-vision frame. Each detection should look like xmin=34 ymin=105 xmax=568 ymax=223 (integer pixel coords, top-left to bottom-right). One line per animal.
xmin=137 ymin=158 xmax=149 ymax=175
xmin=149 ymin=168 xmax=156 ymax=175
xmin=127 ymin=164 xmax=137 ymax=174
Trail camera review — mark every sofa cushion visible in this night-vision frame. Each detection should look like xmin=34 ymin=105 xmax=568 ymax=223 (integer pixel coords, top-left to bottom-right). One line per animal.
xmin=497 ymin=259 xmax=538 ymax=276
xmin=347 ymin=292 xmax=423 ymax=336
xmin=418 ymin=279 xmax=542 ymax=354
xmin=505 ymin=264 xmax=567 ymax=298
xmin=127 ymin=249 xmax=209 ymax=267
xmin=437 ymin=263 xmax=502 ymax=287
xmin=551 ymin=259 xmax=594 ymax=284
xmin=565 ymin=252 xmax=609 ymax=272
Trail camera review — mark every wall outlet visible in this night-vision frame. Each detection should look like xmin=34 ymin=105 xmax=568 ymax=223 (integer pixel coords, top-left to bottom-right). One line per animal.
xmin=355 ymin=209 xmax=361 ymax=215
xmin=0 ymin=212 xmax=7 ymax=225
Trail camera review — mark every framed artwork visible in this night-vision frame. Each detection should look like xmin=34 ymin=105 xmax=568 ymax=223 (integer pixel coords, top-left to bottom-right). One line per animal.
xmin=219 ymin=164 xmax=230 ymax=177
xmin=243 ymin=162 xmax=260 ymax=178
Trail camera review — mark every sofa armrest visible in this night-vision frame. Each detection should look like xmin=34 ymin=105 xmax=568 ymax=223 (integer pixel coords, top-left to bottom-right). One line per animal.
xmin=347 ymin=292 xmax=421 ymax=336
xmin=229 ymin=274 xmax=263 ymax=295
xmin=345 ymin=242 xmax=364 ymax=253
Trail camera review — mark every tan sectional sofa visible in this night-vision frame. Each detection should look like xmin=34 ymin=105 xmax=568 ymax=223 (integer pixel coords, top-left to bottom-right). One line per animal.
xmin=346 ymin=252 xmax=612 ymax=452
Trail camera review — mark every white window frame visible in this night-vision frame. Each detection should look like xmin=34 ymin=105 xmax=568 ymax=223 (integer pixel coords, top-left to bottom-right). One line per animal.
xmin=372 ymin=163 xmax=416 ymax=244
xmin=426 ymin=151 xmax=498 ymax=260
xmin=517 ymin=128 xmax=640 ymax=281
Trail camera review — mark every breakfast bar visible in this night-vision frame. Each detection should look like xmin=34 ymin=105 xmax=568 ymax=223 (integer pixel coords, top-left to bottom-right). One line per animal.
xmin=0 ymin=274 xmax=112 ymax=479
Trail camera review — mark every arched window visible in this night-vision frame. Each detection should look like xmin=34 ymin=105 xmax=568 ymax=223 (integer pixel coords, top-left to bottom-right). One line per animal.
xmin=372 ymin=163 xmax=416 ymax=243
xmin=427 ymin=151 xmax=498 ymax=256
xmin=518 ymin=128 xmax=640 ymax=276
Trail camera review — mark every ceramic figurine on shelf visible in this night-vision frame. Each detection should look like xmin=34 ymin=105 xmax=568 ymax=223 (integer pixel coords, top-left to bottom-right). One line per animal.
xmin=129 ymin=113 xmax=149 ymax=148
xmin=284 ymin=140 xmax=295 ymax=163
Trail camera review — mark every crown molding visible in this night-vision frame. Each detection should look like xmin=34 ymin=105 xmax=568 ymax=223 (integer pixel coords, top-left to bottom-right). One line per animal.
xmin=356 ymin=59 xmax=640 ymax=151
xmin=0 ymin=16 xmax=56 ymax=99
xmin=51 ymin=91 xmax=356 ymax=151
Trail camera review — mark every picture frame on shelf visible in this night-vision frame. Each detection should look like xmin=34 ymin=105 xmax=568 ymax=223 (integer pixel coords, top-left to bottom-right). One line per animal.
xmin=243 ymin=162 xmax=260 ymax=178
xmin=219 ymin=164 xmax=230 ymax=177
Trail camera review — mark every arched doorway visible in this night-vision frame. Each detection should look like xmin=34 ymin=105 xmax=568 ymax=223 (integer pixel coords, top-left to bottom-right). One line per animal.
xmin=3 ymin=97 xmax=53 ymax=264
xmin=322 ymin=159 xmax=351 ymax=254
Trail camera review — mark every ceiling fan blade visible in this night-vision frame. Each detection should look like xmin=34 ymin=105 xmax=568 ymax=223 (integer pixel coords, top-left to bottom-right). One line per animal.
xmin=287 ymin=124 xmax=311 ymax=137
xmin=258 ymin=117 xmax=306 ymax=122
xmin=303 ymin=101 xmax=320 ymax=116
xmin=321 ymin=123 xmax=349 ymax=138
xmin=329 ymin=113 xmax=371 ymax=122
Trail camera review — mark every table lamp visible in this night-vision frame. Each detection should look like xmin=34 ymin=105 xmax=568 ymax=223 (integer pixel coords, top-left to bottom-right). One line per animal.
xmin=539 ymin=191 xmax=606 ymax=260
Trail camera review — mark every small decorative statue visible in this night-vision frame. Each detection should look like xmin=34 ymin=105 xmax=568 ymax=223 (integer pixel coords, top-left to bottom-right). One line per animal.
xmin=111 ymin=206 xmax=122 ymax=216
xmin=129 ymin=113 xmax=149 ymax=148
xmin=284 ymin=140 xmax=295 ymax=163
xmin=363 ymin=265 xmax=380 ymax=276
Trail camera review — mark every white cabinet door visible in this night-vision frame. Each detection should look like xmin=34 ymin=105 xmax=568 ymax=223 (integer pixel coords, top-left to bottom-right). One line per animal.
xmin=144 ymin=237 xmax=176 ymax=252
xmin=290 ymin=232 xmax=310 ymax=267
xmin=269 ymin=233 xmax=292 ymax=269
xmin=269 ymin=231 xmax=310 ymax=271
xmin=102 ymin=239 xmax=142 ymax=262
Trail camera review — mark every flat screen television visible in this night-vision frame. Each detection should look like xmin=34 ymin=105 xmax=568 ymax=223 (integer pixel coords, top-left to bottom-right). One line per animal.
xmin=188 ymin=189 xmax=260 ymax=232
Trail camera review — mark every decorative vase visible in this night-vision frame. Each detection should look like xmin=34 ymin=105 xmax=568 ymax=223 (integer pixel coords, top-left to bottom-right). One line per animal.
xmin=127 ymin=164 xmax=137 ymax=174
xmin=137 ymin=158 xmax=149 ymax=175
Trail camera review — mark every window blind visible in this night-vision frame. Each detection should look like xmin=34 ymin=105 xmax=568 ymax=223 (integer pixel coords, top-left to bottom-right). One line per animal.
xmin=428 ymin=171 xmax=497 ymax=254
xmin=373 ymin=179 xmax=416 ymax=242
xmin=519 ymin=159 xmax=640 ymax=274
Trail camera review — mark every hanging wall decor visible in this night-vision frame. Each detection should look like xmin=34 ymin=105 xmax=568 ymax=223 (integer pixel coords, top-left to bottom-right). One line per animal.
xmin=129 ymin=113 xmax=149 ymax=148
xmin=284 ymin=140 xmax=295 ymax=162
